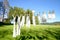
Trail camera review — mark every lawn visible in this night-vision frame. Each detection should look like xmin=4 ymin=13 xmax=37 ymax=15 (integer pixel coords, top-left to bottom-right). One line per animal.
xmin=0 ymin=25 xmax=60 ymax=40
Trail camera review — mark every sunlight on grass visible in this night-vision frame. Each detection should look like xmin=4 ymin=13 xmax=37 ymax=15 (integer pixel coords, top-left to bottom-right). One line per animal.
xmin=0 ymin=25 xmax=60 ymax=40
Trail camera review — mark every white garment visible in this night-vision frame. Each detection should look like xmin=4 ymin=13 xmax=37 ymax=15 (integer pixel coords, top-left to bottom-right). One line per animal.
xmin=42 ymin=13 xmax=47 ymax=19
xmin=38 ymin=15 xmax=41 ymax=24
xmin=42 ymin=13 xmax=47 ymax=23
xmin=16 ymin=16 xmax=20 ymax=36
xmin=13 ymin=17 xmax=16 ymax=37
xmin=48 ymin=13 xmax=52 ymax=19
xmin=52 ymin=13 xmax=55 ymax=19
xmin=32 ymin=16 xmax=36 ymax=26
xmin=26 ymin=16 xmax=30 ymax=27
xmin=48 ymin=13 xmax=55 ymax=19
xmin=32 ymin=10 xmax=36 ymax=26
xmin=20 ymin=16 xmax=25 ymax=27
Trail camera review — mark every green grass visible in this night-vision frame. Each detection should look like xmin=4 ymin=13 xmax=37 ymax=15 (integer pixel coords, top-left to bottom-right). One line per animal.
xmin=0 ymin=25 xmax=60 ymax=40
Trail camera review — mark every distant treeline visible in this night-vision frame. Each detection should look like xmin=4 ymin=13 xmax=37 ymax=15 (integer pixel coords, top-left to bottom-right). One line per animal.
xmin=0 ymin=22 xmax=13 ymax=26
xmin=41 ymin=22 xmax=60 ymax=25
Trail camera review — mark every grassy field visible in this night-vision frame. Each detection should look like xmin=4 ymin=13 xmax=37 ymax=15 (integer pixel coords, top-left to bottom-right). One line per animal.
xmin=0 ymin=25 xmax=60 ymax=40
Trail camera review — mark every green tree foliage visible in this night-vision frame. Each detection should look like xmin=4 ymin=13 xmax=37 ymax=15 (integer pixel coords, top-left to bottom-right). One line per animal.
xmin=8 ymin=7 xmax=34 ymax=24
xmin=35 ymin=16 xmax=39 ymax=25
xmin=9 ymin=7 xmax=25 ymax=18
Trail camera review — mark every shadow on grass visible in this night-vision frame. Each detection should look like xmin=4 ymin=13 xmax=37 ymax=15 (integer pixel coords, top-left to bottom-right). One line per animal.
xmin=45 ymin=29 xmax=60 ymax=40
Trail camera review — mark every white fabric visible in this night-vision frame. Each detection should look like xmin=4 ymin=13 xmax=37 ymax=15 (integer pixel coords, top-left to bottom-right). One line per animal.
xmin=13 ymin=16 xmax=21 ymax=37
xmin=42 ymin=13 xmax=47 ymax=19
xmin=38 ymin=15 xmax=41 ymax=24
xmin=32 ymin=16 xmax=36 ymax=26
xmin=20 ymin=16 xmax=25 ymax=27
xmin=32 ymin=10 xmax=36 ymax=26
xmin=26 ymin=16 xmax=30 ymax=27
xmin=52 ymin=13 xmax=55 ymax=19
xmin=16 ymin=16 xmax=20 ymax=36
xmin=42 ymin=13 xmax=47 ymax=23
xmin=48 ymin=13 xmax=52 ymax=19
xmin=48 ymin=13 xmax=55 ymax=19
xmin=13 ymin=17 xmax=16 ymax=37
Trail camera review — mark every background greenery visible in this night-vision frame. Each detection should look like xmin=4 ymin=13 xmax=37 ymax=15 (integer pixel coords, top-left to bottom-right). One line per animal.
xmin=0 ymin=25 xmax=60 ymax=40
xmin=4 ymin=7 xmax=39 ymax=24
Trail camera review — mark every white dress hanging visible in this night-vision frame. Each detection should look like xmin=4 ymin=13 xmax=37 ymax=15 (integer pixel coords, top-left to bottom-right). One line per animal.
xmin=48 ymin=13 xmax=52 ymax=19
xmin=42 ymin=12 xmax=47 ymax=23
xmin=37 ymin=14 xmax=41 ymax=24
xmin=26 ymin=15 xmax=30 ymax=27
xmin=48 ymin=11 xmax=55 ymax=19
xmin=16 ymin=16 xmax=20 ymax=36
xmin=13 ymin=17 xmax=16 ymax=37
xmin=32 ymin=10 xmax=36 ymax=26
xmin=20 ymin=16 xmax=25 ymax=27
xmin=52 ymin=13 xmax=55 ymax=19
xmin=32 ymin=15 xmax=36 ymax=26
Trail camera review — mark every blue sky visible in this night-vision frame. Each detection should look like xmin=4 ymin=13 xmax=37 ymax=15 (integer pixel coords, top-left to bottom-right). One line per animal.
xmin=8 ymin=0 xmax=60 ymax=22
